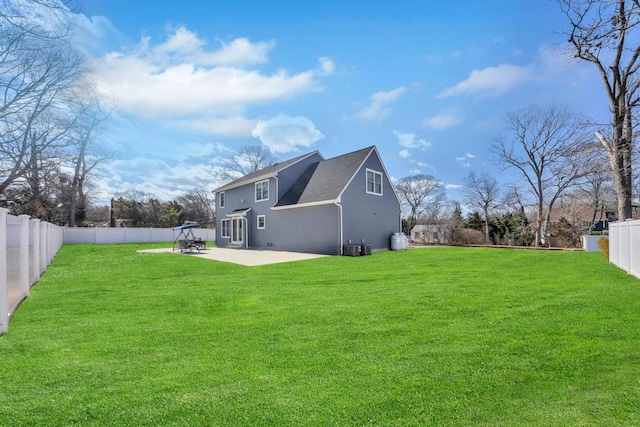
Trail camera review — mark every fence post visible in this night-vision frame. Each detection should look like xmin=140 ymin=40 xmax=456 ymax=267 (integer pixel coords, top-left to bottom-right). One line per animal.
xmin=0 ymin=208 xmax=8 ymax=334
xmin=39 ymin=221 xmax=46 ymax=273
xmin=30 ymin=218 xmax=41 ymax=286
xmin=18 ymin=214 xmax=30 ymax=298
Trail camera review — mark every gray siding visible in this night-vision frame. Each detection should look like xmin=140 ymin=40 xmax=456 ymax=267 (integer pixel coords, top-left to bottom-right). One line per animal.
xmin=216 ymin=176 xmax=275 ymax=248
xmin=256 ymin=204 xmax=341 ymax=255
xmin=339 ymin=151 xmax=401 ymax=251
xmin=215 ymin=146 xmax=399 ymax=254
xmin=216 ymin=176 xmax=341 ymax=254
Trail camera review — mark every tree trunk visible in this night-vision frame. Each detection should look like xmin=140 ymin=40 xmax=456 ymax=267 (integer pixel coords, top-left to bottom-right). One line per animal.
xmin=69 ymin=139 xmax=87 ymax=227
xmin=483 ymin=208 xmax=490 ymax=244
xmin=596 ymin=129 xmax=633 ymax=220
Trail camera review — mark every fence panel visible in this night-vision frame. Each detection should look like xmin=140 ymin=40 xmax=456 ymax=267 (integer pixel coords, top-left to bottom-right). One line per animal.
xmin=151 ymin=228 xmax=174 ymax=242
xmin=95 ymin=227 xmax=126 ymax=244
xmin=124 ymin=228 xmax=152 ymax=243
xmin=1 ymin=209 xmax=62 ymax=334
xmin=629 ymin=221 xmax=640 ymax=279
xmin=63 ymin=227 xmax=216 ymax=244
xmin=618 ymin=221 xmax=630 ymax=272
xmin=609 ymin=223 xmax=620 ymax=267
xmin=609 ymin=219 xmax=640 ymax=280
xmin=6 ymin=215 xmax=25 ymax=317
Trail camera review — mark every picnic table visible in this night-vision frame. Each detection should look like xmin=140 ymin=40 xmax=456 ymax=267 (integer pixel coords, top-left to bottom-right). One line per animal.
xmin=172 ymin=224 xmax=206 ymax=253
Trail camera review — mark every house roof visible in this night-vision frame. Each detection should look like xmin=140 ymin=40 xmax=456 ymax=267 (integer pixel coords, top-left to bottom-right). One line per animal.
xmin=275 ymin=146 xmax=374 ymax=207
xmin=214 ymin=150 xmax=323 ymax=192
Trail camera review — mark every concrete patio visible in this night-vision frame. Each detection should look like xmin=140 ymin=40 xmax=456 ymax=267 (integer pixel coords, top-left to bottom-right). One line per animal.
xmin=138 ymin=247 xmax=329 ymax=266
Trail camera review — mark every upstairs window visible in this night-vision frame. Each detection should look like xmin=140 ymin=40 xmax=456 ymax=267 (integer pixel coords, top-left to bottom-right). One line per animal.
xmin=219 ymin=191 xmax=225 ymax=208
xmin=256 ymin=179 xmax=269 ymax=202
xmin=366 ymin=169 xmax=383 ymax=195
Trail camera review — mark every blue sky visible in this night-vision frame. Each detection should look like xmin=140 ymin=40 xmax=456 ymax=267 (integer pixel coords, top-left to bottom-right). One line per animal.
xmin=56 ymin=0 xmax=608 ymax=204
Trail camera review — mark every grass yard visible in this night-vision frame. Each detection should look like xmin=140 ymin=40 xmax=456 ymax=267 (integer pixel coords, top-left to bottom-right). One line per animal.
xmin=1 ymin=244 xmax=639 ymax=426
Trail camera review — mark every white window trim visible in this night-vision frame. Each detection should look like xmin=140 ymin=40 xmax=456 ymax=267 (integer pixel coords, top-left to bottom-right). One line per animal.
xmin=257 ymin=215 xmax=266 ymax=229
xmin=221 ymin=218 xmax=230 ymax=238
xmin=219 ymin=191 xmax=225 ymax=208
xmin=366 ymin=168 xmax=383 ymax=196
xmin=255 ymin=179 xmax=269 ymax=202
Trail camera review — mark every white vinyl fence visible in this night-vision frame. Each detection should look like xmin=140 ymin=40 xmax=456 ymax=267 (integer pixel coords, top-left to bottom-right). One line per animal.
xmin=1 ymin=216 xmax=215 ymax=335
xmin=609 ymin=219 xmax=640 ymax=280
xmin=63 ymin=227 xmax=215 ymax=244
xmin=1 ymin=208 xmax=63 ymax=334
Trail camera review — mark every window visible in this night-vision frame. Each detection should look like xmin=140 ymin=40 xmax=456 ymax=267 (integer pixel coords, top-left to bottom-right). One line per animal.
xmin=255 ymin=179 xmax=269 ymax=202
xmin=257 ymin=215 xmax=266 ymax=229
xmin=219 ymin=191 xmax=225 ymax=208
xmin=221 ymin=219 xmax=230 ymax=238
xmin=366 ymin=169 xmax=383 ymax=195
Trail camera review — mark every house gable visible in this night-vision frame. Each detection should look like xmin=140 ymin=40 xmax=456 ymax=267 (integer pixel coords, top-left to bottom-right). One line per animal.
xmin=214 ymin=150 xmax=323 ymax=194
xmin=274 ymin=146 xmax=373 ymax=209
xmin=338 ymin=147 xmax=401 ymax=249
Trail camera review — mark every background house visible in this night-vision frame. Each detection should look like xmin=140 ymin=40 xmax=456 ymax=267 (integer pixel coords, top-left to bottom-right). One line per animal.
xmin=410 ymin=224 xmax=451 ymax=245
xmin=214 ymin=146 xmax=401 ymax=255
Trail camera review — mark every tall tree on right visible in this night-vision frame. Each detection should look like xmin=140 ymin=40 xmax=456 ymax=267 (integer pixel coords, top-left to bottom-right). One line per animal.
xmin=491 ymin=104 xmax=593 ymax=246
xmin=560 ymin=0 xmax=640 ymax=220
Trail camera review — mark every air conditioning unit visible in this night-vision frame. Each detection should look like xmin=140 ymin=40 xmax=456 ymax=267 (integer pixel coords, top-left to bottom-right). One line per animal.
xmin=343 ymin=244 xmax=360 ymax=257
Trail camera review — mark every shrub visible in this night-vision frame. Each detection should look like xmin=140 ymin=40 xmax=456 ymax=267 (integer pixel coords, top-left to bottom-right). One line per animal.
xmin=450 ymin=227 xmax=485 ymax=245
xmin=598 ymin=237 xmax=609 ymax=258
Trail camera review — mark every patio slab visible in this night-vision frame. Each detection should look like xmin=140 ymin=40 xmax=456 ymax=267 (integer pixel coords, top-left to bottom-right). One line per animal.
xmin=138 ymin=247 xmax=328 ymax=266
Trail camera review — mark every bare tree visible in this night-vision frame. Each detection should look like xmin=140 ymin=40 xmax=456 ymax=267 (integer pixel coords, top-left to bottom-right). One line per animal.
xmin=395 ymin=174 xmax=447 ymax=234
xmin=215 ymin=145 xmax=278 ymax=183
xmin=0 ymin=0 xmax=85 ymax=194
xmin=462 ymin=171 xmax=501 ymax=244
xmin=66 ymin=90 xmax=111 ymax=227
xmin=177 ymin=186 xmax=216 ymax=228
xmin=573 ymin=152 xmax=617 ymax=230
xmin=560 ymin=0 xmax=640 ymax=220
xmin=491 ymin=105 xmax=593 ymax=245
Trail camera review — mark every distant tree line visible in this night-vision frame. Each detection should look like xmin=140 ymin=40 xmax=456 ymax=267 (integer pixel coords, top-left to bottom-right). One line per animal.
xmin=396 ymin=103 xmax=622 ymax=249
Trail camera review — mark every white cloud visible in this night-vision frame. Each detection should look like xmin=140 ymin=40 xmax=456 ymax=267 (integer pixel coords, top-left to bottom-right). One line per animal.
xmin=318 ymin=57 xmax=336 ymax=75
xmin=169 ymin=116 xmax=257 ymax=136
xmin=438 ymin=63 xmax=533 ymax=98
xmin=423 ymin=110 xmax=464 ymax=130
xmin=203 ymin=37 xmax=275 ymax=66
xmin=355 ymin=87 xmax=406 ymax=121
xmin=456 ymin=153 xmax=476 ymax=167
xmin=251 ymin=114 xmax=324 ymax=153
xmin=95 ymin=153 xmax=229 ymax=203
xmin=437 ymin=46 xmax=573 ymax=100
xmin=399 ymin=149 xmax=410 ymax=158
xmin=446 ymin=183 xmax=462 ymax=189
xmin=89 ymin=28 xmax=320 ymax=118
xmin=393 ymin=130 xmax=431 ymax=149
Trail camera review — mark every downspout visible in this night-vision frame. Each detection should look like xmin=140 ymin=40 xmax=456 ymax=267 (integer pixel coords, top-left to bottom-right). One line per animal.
xmin=244 ymin=217 xmax=249 ymax=249
xmin=335 ymin=200 xmax=343 ymax=255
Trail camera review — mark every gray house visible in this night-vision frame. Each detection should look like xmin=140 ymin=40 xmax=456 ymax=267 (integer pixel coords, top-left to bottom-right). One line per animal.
xmin=213 ymin=146 xmax=401 ymax=255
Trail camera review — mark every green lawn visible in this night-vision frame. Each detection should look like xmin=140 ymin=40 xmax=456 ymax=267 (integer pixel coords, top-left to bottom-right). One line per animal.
xmin=1 ymin=244 xmax=639 ymax=426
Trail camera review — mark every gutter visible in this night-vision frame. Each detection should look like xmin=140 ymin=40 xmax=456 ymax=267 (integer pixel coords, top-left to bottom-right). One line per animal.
xmin=271 ymin=199 xmax=336 ymax=211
